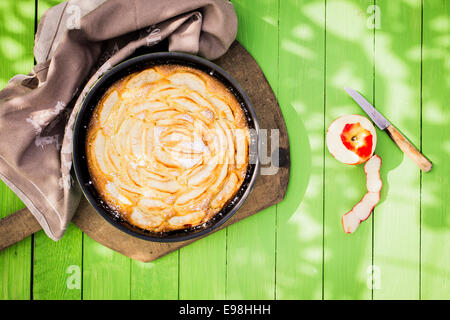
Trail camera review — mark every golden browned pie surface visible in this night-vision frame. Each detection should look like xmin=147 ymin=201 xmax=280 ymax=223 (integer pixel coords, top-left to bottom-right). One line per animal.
xmin=86 ymin=65 xmax=250 ymax=232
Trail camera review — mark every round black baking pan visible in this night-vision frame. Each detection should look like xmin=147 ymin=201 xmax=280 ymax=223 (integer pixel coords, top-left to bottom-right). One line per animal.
xmin=72 ymin=52 xmax=260 ymax=242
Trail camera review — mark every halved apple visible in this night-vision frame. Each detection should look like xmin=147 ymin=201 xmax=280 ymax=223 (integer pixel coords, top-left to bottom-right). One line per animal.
xmin=326 ymin=115 xmax=377 ymax=165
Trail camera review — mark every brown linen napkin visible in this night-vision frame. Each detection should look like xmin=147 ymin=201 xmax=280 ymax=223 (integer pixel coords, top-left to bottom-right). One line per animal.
xmin=0 ymin=0 xmax=237 ymax=240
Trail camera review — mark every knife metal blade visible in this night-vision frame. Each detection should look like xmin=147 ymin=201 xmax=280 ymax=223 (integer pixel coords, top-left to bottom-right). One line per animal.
xmin=344 ymin=87 xmax=390 ymax=130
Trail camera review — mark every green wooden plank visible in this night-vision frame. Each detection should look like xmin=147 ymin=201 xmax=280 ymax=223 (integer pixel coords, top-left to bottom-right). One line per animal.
xmin=0 ymin=187 xmax=31 ymax=300
xmin=131 ymin=251 xmax=178 ymax=300
xmin=421 ymin=0 xmax=449 ymax=300
xmin=372 ymin=0 xmax=422 ymax=299
xmin=33 ymin=225 xmax=82 ymax=300
xmin=227 ymin=214 xmax=275 ymax=300
xmin=33 ymin=0 xmax=132 ymax=301
xmin=179 ymin=230 xmax=226 ymax=299
xmin=323 ymin=0 xmax=374 ymax=299
xmin=82 ymin=235 xmax=131 ymax=300
xmin=34 ymin=0 xmax=177 ymax=301
xmin=276 ymin=0 xmax=325 ymax=300
xmin=32 ymin=0 xmax=83 ymax=301
xmin=224 ymin=0 xmax=277 ymax=300
xmin=0 ymin=0 xmax=36 ymax=300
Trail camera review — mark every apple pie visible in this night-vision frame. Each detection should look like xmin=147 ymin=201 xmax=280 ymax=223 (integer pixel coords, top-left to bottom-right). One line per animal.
xmin=86 ymin=65 xmax=250 ymax=232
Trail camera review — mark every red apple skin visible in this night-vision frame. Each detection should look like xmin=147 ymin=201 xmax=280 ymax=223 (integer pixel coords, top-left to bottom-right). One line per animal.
xmin=326 ymin=114 xmax=377 ymax=165
xmin=340 ymin=123 xmax=373 ymax=161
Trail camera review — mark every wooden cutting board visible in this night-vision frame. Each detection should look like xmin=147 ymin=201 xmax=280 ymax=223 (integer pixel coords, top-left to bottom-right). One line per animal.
xmin=0 ymin=41 xmax=290 ymax=262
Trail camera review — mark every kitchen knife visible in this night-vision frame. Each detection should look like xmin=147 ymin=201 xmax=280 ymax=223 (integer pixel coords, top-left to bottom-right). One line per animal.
xmin=344 ymin=87 xmax=432 ymax=172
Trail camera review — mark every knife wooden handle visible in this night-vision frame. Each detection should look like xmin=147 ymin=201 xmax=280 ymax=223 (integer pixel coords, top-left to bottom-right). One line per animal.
xmin=386 ymin=124 xmax=432 ymax=172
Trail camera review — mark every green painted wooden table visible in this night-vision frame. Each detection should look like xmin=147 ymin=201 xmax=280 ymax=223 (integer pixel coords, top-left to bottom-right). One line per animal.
xmin=0 ymin=0 xmax=448 ymax=300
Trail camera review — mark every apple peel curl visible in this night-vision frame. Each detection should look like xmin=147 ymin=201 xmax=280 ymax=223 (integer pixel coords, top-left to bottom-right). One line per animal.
xmin=342 ymin=154 xmax=382 ymax=234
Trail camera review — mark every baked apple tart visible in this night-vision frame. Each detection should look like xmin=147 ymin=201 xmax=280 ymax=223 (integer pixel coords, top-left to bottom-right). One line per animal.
xmin=86 ymin=65 xmax=250 ymax=232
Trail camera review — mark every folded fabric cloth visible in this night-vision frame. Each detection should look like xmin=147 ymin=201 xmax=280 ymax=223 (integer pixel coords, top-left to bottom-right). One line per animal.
xmin=0 ymin=0 xmax=237 ymax=240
